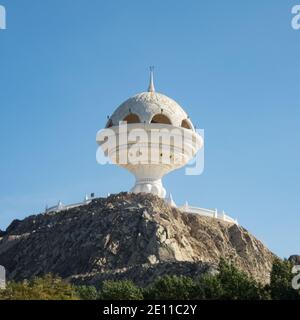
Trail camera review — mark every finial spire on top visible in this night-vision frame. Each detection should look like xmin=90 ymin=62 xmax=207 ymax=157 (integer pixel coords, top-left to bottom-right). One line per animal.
xmin=148 ymin=66 xmax=155 ymax=92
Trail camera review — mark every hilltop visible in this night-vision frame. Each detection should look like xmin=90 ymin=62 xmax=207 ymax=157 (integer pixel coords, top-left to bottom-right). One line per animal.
xmin=0 ymin=193 xmax=275 ymax=286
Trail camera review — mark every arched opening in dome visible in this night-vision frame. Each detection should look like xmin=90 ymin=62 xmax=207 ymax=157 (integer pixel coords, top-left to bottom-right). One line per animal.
xmin=123 ymin=113 xmax=141 ymax=124
xmin=151 ymin=114 xmax=172 ymax=125
xmin=106 ymin=119 xmax=113 ymax=128
xmin=181 ymin=119 xmax=192 ymax=130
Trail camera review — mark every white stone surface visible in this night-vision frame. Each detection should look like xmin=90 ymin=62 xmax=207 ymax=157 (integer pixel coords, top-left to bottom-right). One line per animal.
xmin=97 ymin=123 xmax=202 ymax=198
xmin=98 ymin=70 xmax=201 ymax=198
xmin=107 ymin=91 xmax=195 ymax=130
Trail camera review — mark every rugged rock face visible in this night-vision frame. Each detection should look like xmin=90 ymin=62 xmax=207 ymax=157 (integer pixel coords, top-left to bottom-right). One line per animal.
xmin=0 ymin=193 xmax=275 ymax=286
xmin=289 ymin=255 xmax=300 ymax=265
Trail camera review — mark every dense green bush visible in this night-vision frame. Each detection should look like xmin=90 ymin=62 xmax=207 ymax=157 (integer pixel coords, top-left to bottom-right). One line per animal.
xmin=217 ymin=259 xmax=269 ymax=300
xmin=143 ymin=275 xmax=196 ymax=300
xmin=192 ymin=274 xmax=224 ymax=299
xmin=75 ymin=285 xmax=99 ymax=300
xmin=269 ymin=258 xmax=299 ymax=300
xmin=99 ymin=280 xmax=143 ymax=300
xmin=143 ymin=261 xmax=268 ymax=300
xmin=0 ymin=274 xmax=78 ymax=300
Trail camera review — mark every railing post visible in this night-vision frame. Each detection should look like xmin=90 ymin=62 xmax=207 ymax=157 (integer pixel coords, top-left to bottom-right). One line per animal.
xmin=214 ymin=209 xmax=218 ymax=219
xmin=184 ymin=201 xmax=189 ymax=212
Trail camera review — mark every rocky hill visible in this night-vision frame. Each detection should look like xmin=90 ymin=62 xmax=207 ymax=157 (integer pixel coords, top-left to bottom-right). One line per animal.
xmin=0 ymin=193 xmax=275 ymax=286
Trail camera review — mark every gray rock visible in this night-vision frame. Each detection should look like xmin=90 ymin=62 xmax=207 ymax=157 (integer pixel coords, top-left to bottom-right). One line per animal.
xmin=0 ymin=192 xmax=275 ymax=286
xmin=289 ymin=255 xmax=300 ymax=265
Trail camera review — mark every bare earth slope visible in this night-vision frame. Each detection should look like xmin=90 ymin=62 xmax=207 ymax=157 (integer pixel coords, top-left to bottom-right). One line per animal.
xmin=0 ymin=193 xmax=274 ymax=286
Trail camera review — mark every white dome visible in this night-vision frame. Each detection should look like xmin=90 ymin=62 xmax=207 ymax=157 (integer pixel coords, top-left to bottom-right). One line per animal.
xmin=106 ymin=91 xmax=195 ymax=131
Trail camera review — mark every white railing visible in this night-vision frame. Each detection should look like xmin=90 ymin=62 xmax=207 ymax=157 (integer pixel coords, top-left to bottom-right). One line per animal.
xmin=45 ymin=196 xmax=93 ymax=214
xmin=45 ymin=194 xmax=238 ymax=226
xmin=178 ymin=203 xmax=238 ymax=225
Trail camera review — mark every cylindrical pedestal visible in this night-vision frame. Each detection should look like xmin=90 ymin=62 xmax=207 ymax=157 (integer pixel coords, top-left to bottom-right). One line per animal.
xmin=131 ymin=178 xmax=166 ymax=198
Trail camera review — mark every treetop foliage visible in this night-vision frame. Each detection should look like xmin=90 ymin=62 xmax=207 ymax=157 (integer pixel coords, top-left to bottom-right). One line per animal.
xmin=0 ymin=259 xmax=299 ymax=300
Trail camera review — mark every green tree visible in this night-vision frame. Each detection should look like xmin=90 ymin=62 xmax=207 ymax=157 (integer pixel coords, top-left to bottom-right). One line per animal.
xmin=143 ymin=275 xmax=195 ymax=300
xmin=269 ymin=258 xmax=299 ymax=300
xmin=0 ymin=274 xmax=79 ymax=300
xmin=192 ymin=274 xmax=224 ymax=299
xmin=217 ymin=260 xmax=268 ymax=300
xmin=76 ymin=285 xmax=99 ymax=300
xmin=99 ymin=280 xmax=143 ymax=300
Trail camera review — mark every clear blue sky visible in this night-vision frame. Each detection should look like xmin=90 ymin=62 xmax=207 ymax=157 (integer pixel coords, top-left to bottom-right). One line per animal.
xmin=0 ymin=1 xmax=299 ymax=258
